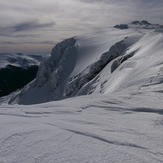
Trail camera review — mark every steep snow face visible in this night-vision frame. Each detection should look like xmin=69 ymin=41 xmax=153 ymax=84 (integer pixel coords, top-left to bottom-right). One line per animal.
xmin=64 ymin=36 xmax=140 ymax=97
xmin=0 ymin=53 xmax=43 ymax=69
xmin=102 ymin=32 xmax=163 ymax=95
xmin=15 ymin=38 xmax=77 ymax=104
xmin=13 ymin=27 xmax=143 ymax=104
xmin=78 ymin=31 xmax=163 ymax=97
xmin=35 ymin=38 xmax=76 ymax=88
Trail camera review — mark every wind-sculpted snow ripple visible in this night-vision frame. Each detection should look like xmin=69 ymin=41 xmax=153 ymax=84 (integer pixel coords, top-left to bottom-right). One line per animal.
xmin=64 ymin=129 xmax=147 ymax=149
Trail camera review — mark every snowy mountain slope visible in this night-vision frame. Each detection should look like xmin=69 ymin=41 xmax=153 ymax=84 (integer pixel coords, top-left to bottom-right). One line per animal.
xmin=0 ymin=53 xmax=43 ymax=69
xmin=78 ymin=31 xmax=163 ymax=96
xmin=0 ymin=21 xmax=163 ymax=163
xmin=3 ymin=21 xmax=163 ymax=105
xmin=10 ymin=27 xmax=145 ymax=104
xmin=0 ymin=92 xmax=163 ymax=163
xmin=103 ymin=32 xmax=163 ymax=95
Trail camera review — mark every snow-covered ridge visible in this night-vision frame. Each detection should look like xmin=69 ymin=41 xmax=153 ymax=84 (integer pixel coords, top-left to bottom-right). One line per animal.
xmin=0 ymin=53 xmax=43 ymax=69
xmin=64 ymin=37 xmax=137 ymax=97
xmin=80 ymin=32 xmax=163 ymax=96
xmin=7 ymin=21 xmax=163 ymax=105
xmin=114 ymin=20 xmax=163 ymax=30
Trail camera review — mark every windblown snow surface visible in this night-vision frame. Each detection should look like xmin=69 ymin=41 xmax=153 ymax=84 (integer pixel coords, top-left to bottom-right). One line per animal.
xmin=0 ymin=22 xmax=163 ymax=162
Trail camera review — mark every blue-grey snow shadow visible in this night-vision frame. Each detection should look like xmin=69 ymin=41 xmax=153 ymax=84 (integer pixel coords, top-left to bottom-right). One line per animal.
xmin=65 ymin=129 xmax=147 ymax=149
xmin=130 ymin=108 xmax=163 ymax=115
xmin=82 ymin=105 xmax=163 ymax=115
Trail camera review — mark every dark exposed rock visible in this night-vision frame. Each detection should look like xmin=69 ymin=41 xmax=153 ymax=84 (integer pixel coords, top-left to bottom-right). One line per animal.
xmin=141 ymin=20 xmax=151 ymax=25
xmin=114 ymin=24 xmax=128 ymax=29
xmin=111 ymin=51 xmax=136 ymax=73
xmin=131 ymin=20 xmax=151 ymax=25
xmin=0 ymin=65 xmax=38 ymax=97
xmin=131 ymin=21 xmax=141 ymax=25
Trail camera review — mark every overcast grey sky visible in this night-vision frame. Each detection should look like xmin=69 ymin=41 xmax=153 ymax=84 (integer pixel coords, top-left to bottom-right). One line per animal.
xmin=0 ymin=0 xmax=163 ymax=54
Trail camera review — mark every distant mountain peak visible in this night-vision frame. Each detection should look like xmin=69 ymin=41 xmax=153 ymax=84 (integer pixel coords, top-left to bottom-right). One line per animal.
xmin=0 ymin=53 xmax=43 ymax=69
xmin=114 ymin=20 xmax=162 ymax=30
xmin=131 ymin=20 xmax=151 ymax=25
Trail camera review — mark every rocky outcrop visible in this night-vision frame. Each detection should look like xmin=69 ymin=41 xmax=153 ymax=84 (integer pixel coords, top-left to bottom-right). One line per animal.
xmin=114 ymin=24 xmax=128 ymax=29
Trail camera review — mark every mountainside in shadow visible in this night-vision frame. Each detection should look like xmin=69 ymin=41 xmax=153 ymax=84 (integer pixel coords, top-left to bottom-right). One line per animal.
xmin=0 ymin=65 xmax=38 ymax=97
xmin=0 ymin=53 xmax=43 ymax=97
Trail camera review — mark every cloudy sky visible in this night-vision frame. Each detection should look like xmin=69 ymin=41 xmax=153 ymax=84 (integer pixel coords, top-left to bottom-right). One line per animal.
xmin=0 ymin=0 xmax=163 ymax=54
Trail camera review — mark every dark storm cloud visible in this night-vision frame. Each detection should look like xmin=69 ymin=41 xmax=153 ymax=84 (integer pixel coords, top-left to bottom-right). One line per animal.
xmin=12 ymin=34 xmax=41 ymax=38
xmin=0 ymin=40 xmax=54 ymax=45
xmin=0 ymin=33 xmax=41 ymax=38
xmin=0 ymin=20 xmax=55 ymax=39
xmin=6 ymin=21 xmax=55 ymax=32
